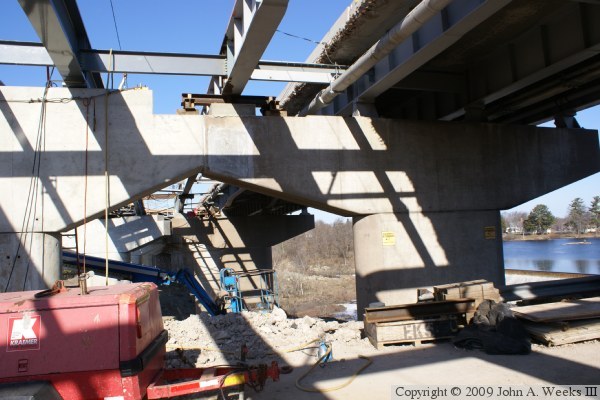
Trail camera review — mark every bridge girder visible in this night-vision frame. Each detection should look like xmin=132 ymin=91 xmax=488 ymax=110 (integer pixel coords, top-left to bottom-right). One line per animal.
xmin=17 ymin=0 xmax=103 ymax=88
xmin=282 ymin=0 xmax=600 ymax=125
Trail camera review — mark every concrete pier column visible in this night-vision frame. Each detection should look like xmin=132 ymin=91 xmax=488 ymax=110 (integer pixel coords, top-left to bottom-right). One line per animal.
xmin=353 ymin=211 xmax=504 ymax=317
xmin=0 ymin=233 xmax=61 ymax=292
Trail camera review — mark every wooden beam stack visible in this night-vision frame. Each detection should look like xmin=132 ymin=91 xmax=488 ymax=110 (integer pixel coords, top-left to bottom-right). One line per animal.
xmin=433 ymin=279 xmax=502 ymax=308
xmin=513 ymin=297 xmax=600 ymax=345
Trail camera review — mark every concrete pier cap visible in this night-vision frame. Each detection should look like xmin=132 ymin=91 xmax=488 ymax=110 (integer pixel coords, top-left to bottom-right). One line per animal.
xmin=1 ymin=87 xmax=598 ymax=303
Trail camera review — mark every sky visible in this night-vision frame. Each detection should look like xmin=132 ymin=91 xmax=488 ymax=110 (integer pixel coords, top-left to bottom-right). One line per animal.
xmin=0 ymin=0 xmax=598 ymax=222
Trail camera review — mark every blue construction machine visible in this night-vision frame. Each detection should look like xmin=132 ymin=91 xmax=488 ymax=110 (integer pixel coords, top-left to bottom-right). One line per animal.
xmin=62 ymin=251 xmax=223 ymax=316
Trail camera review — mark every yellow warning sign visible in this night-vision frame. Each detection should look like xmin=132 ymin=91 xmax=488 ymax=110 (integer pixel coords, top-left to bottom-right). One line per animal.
xmin=484 ymin=226 xmax=496 ymax=240
xmin=382 ymin=231 xmax=396 ymax=246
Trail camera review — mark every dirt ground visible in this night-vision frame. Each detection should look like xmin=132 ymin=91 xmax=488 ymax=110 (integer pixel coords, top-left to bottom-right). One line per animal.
xmin=159 ymin=283 xmax=600 ymax=400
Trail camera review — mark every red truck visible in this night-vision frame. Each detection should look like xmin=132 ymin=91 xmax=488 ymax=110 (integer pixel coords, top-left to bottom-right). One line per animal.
xmin=0 ymin=282 xmax=282 ymax=399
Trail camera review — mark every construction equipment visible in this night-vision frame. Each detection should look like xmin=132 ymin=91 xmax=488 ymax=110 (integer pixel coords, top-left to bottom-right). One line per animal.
xmin=0 ymin=282 xmax=285 ymax=399
xmin=220 ymin=268 xmax=243 ymax=313
xmin=219 ymin=268 xmax=279 ymax=313
xmin=317 ymin=341 xmax=333 ymax=366
xmin=62 ymin=251 xmax=223 ymax=316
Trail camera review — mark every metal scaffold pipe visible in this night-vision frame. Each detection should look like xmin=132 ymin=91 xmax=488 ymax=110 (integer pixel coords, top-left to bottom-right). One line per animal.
xmin=302 ymin=0 xmax=453 ymax=115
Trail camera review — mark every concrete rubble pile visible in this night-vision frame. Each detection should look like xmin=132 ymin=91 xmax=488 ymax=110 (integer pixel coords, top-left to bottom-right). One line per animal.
xmin=164 ymin=306 xmax=368 ymax=368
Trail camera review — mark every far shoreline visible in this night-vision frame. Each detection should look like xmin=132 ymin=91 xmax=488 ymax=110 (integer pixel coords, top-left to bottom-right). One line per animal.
xmin=503 ymin=232 xmax=598 ymax=242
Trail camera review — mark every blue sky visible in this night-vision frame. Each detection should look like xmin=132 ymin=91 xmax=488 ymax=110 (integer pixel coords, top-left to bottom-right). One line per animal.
xmin=1 ymin=0 xmax=598 ymax=221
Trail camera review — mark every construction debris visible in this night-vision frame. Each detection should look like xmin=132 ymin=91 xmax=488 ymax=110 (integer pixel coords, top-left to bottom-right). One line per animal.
xmin=163 ymin=306 xmax=368 ymax=369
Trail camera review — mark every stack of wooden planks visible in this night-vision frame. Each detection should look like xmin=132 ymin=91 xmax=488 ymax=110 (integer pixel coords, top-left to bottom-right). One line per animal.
xmin=365 ymin=317 xmax=458 ymax=349
xmin=513 ymin=297 xmax=600 ymax=346
xmin=433 ymin=279 xmax=502 ymax=307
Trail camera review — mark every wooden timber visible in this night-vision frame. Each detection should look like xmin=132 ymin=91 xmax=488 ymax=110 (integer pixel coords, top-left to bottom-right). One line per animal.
xmin=365 ymin=317 xmax=458 ymax=349
xmin=513 ymin=297 xmax=600 ymax=323
xmin=522 ymin=319 xmax=600 ymax=346
xmin=434 ymin=280 xmax=502 ymax=307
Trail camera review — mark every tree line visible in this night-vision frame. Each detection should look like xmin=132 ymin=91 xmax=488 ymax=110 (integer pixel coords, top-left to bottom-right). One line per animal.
xmin=272 ymin=219 xmax=355 ymax=316
xmin=502 ymin=196 xmax=600 ymax=234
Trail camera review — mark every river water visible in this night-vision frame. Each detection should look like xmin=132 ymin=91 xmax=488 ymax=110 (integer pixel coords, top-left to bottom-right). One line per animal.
xmin=503 ymin=237 xmax=600 ymax=275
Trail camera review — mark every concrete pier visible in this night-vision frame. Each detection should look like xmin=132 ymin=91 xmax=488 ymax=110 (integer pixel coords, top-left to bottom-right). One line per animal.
xmin=0 ymin=233 xmax=60 ymax=291
xmin=353 ymin=211 xmax=504 ymax=312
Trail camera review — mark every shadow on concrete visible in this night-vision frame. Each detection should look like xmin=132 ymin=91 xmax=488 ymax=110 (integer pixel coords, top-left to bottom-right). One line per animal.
xmin=253 ymin=341 xmax=600 ymax=399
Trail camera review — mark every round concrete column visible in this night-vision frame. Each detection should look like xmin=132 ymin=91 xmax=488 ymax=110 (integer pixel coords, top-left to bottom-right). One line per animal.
xmin=0 ymin=233 xmax=61 ymax=292
xmin=353 ymin=211 xmax=504 ymax=318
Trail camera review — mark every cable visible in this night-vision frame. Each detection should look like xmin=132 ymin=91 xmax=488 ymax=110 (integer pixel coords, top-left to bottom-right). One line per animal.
xmin=104 ymin=50 xmax=114 ymax=285
xmin=295 ymin=343 xmax=373 ymax=393
xmin=5 ymin=73 xmax=52 ymax=292
xmin=266 ymin=338 xmax=321 ymax=355
xmin=81 ymin=97 xmax=95 ymax=276
xmin=0 ymin=92 xmax=124 ymax=105
xmin=276 ymin=29 xmax=325 ymax=46
xmin=21 ymin=81 xmax=49 ymax=290
xmin=275 ymin=30 xmax=338 ymax=74
xmin=108 ymin=0 xmax=123 ymax=51
xmin=107 ymin=1 xmax=128 ymax=90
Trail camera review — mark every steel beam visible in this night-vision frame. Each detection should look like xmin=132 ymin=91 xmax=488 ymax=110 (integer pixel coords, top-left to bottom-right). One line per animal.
xmin=176 ymin=174 xmax=198 ymax=213
xmin=501 ymin=276 xmax=600 ymax=302
xmin=0 ymin=41 xmax=51 ymax=66
xmin=17 ymin=0 xmax=102 ymax=88
xmin=222 ymin=0 xmax=289 ymax=95
xmin=251 ymin=61 xmax=343 ymax=84
xmin=316 ymin=0 xmax=511 ymax=116
xmin=318 ymin=0 xmax=600 ymax=125
xmin=80 ymin=49 xmax=226 ymax=76
xmin=364 ymin=299 xmax=476 ymax=324
xmin=0 ymin=42 xmax=344 ymax=83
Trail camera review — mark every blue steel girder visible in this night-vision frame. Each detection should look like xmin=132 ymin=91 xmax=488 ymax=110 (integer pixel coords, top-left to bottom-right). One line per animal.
xmin=315 ymin=0 xmax=600 ymax=125
xmin=18 ymin=0 xmax=103 ymax=88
